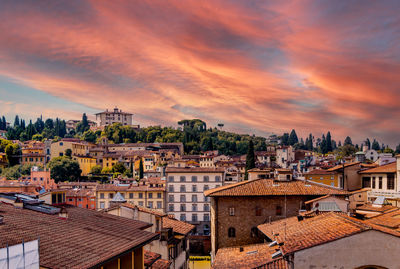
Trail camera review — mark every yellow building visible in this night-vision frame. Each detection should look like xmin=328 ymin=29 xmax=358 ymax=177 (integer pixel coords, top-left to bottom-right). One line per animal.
xmin=96 ymin=184 xmax=166 ymax=211
xmin=73 ymin=155 xmax=97 ymax=176
xmin=50 ymin=138 xmax=94 ymax=159
xmin=305 ymin=169 xmax=339 ymax=187
xmin=0 ymin=153 xmax=8 ymax=168
xmin=103 ymin=153 xmax=120 ymax=169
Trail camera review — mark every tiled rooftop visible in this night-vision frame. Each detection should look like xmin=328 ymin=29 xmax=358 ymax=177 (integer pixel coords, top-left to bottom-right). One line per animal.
xmin=0 ymin=202 xmax=158 ymax=268
xmin=359 ymin=162 xmax=396 ymax=174
xmin=162 ymin=215 xmax=195 ymax=235
xmin=327 ymin=162 xmax=360 ymax=172
xmin=257 ymin=212 xmax=400 ymax=255
xmin=212 ymin=243 xmax=288 ymax=269
xmin=204 ymin=178 xmax=347 ymax=197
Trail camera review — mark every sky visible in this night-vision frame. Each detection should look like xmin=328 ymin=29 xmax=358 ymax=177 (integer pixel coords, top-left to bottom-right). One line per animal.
xmin=0 ymin=0 xmax=400 ymax=146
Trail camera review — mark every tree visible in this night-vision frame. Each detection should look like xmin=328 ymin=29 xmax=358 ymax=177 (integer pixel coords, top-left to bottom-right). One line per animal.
xmin=65 ymin=149 xmax=72 ymax=157
xmin=1 ymin=165 xmax=21 ymax=180
xmin=48 ymin=156 xmax=82 ymax=183
xmin=244 ymin=140 xmax=256 ymax=180
xmin=14 ymin=115 xmax=20 ymax=127
xmin=112 ymin=162 xmax=127 ymax=174
xmin=82 ymin=130 xmax=96 ymax=143
xmin=326 ymin=132 xmax=333 ymax=152
xmin=76 ymin=113 xmax=90 ymax=133
xmin=139 ymin=158 xmax=144 ymax=179
xmin=5 ymin=143 xmax=20 ymax=166
xmin=320 ymin=134 xmax=327 ymax=154
xmin=90 ymin=165 xmax=102 ymax=174
xmin=305 ymin=133 xmax=313 ymax=151
xmin=281 ymin=133 xmax=289 ymax=146
xmin=365 ymin=138 xmax=371 ymax=150
xmin=371 ymin=139 xmax=380 ymax=151
xmin=288 ymin=129 xmax=298 ymax=146
xmin=344 ymin=136 xmax=353 ymax=146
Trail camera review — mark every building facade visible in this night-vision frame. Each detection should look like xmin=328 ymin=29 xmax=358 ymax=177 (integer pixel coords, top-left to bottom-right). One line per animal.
xmin=166 ymin=167 xmax=225 ymax=236
xmin=95 ymin=107 xmax=133 ymax=126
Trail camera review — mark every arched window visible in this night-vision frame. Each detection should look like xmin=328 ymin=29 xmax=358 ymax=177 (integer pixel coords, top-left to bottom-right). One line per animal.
xmin=228 ymin=227 xmax=236 ymax=238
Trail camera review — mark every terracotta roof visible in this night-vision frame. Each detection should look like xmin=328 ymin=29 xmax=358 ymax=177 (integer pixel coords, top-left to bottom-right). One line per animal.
xmin=122 ymin=203 xmax=166 ymax=217
xmin=257 ymin=212 xmax=400 ymax=255
xmin=0 ymin=203 xmax=158 ymax=268
xmin=204 ymin=178 xmax=348 ymax=197
xmin=356 ymin=203 xmax=397 ymax=213
xmin=144 ymin=250 xmax=172 ymax=269
xmin=212 ymin=243 xmax=288 ymax=269
xmin=359 ymin=162 xmax=396 ymax=174
xmin=365 ymin=208 xmax=400 ymax=230
xmin=304 ymin=194 xmax=332 ymax=205
xmin=162 ymin=216 xmax=195 ymax=235
xmin=65 ymin=189 xmax=95 ymax=197
xmin=327 ymin=162 xmax=360 ymax=172
xmin=166 ymin=167 xmax=225 ymax=173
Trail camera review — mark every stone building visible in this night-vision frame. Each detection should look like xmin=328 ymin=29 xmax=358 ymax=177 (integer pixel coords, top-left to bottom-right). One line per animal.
xmin=204 ymin=178 xmax=348 ymax=259
xmin=95 ymin=107 xmax=133 ymax=126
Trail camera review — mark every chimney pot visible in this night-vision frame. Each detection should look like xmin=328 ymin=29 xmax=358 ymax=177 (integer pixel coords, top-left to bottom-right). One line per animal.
xmin=239 ymin=247 xmax=244 ymax=252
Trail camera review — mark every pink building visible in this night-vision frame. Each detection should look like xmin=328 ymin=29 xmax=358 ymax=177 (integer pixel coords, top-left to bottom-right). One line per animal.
xmin=29 ymin=167 xmax=57 ymax=190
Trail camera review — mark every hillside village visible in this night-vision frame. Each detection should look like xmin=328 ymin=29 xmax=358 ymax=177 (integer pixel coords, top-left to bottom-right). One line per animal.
xmin=1 ymin=108 xmax=400 ymax=268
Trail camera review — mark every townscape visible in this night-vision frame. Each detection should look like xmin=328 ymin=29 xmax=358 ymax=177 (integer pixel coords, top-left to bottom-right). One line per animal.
xmin=1 ymin=108 xmax=400 ymax=268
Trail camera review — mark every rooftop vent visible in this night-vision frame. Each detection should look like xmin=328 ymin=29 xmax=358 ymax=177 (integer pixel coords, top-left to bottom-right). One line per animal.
xmin=269 ymin=241 xmax=277 ymax=247
xmin=271 ymin=250 xmax=282 ymax=259
xmin=58 ymin=207 xmax=68 ymax=219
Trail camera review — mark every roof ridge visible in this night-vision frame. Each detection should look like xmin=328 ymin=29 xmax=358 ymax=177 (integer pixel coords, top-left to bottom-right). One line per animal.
xmin=333 ymin=212 xmax=372 ymax=231
xmin=204 ymin=178 xmax=264 ymax=196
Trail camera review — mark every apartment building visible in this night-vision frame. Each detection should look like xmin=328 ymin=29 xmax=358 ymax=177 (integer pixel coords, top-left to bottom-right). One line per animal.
xmin=96 ymin=183 xmax=166 ymax=211
xmin=165 ymin=167 xmax=225 ymax=236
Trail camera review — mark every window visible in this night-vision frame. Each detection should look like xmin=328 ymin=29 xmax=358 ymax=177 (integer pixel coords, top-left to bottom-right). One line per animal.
xmin=149 ymin=193 xmax=153 ymax=199
xmin=180 ymin=214 xmax=186 ymax=221
xmin=362 ymin=177 xmax=371 ymax=188
xmin=139 ymin=201 xmax=144 ymax=206
xmin=129 ymin=193 xmax=134 ymax=199
xmin=255 ymin=207 xmax=262 ymax=216
xmin=60 ymin=142 xmax=63 ymax=146
xmin=204 ymin=204 xmax=210 ymax=211
xmin=388 ymin=174 xmax=395 ymax=190
xmin=180 ymin=195 xmax=186 ymax=202
xmin=192 ymin=185 xmax=197 ymax=192
xmin=229 ymin=207 xmax=235 ymax=216
xmin=157 ymin=201 xmax=162 ymax=209
xmin=100 ymin=193 xmax=105 ymax=199
xmin=379 ymin=177 xmax=383 ymax=189
xmin=139 ymin=193 xmax=143 ymax=199
xmin=148 ymin=202 xmax=153 ymax=208
xmin=168 ymin=176 xmax=174 ymax=182
xmin=192 ymin=204 xmax=198 ymax=211
xmin=100 ymin=202 xmax=105 ymax=209
xmin=68 ymin=198 xmax=73 ymax=202
xmin=180 ymin=204 xmax=186 ymax=211
xmin=276 ymin=205 xmax=282 ymax=216
xmin=180 ymin=176 xmax=186 ymax=182
xmin=228 ymin=227 xmax=236 ymax=237
xmin=372 ymin=177 xmax=376 ymax=188
xmin=192 ymin=214 xmax=198 ymax=222
xmin=192 ymin=176 xmax=197 ymax=182
xmin=169 ymin=204 xmax=174 ymax=212
xmin=192 ymin=195 xmax=198 ymax=202
xmin=109 ymin=193 xmax=114 ymax=199
xmin=215 ymin=176 xmax=221 ymax=182
xmin=203 ymin=176 xmax=209 ymax=182
xmin=204 ymin=185 xmax=209 ymax=191
xmin=168 ymin=185 xmax=174 ymax=192
xmin=157 ymin=193 xmax=162 ymax=199
xmin=204 ymin=213 xmax=210 ymax=221
xmin=180 ymin=185 xmax=186 ymax=192
xmin=169 ymin=195 xmax=174 ymax=202
xmin=204 ymin=224 xmax=210 ymax=235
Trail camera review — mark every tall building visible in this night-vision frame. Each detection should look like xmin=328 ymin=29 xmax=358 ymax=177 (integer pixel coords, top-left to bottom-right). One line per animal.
xmin=165 ymin=167 xmax=225 ymax=236
xmin=95 ymin=107 xmax=133 ymax=126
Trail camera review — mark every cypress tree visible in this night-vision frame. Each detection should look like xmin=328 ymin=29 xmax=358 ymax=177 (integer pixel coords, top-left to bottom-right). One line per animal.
xmin=288 ymin=129 xmax=298 ymax=146
xmin=139 ymin=158 xmax=144 ymax=179
xmin=244 ymin=140 xmax=256 ymax=180
xmin=326 ymin=132 xmax=333 ymax=152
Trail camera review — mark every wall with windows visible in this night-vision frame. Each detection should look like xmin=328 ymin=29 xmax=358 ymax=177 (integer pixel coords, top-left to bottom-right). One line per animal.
xmin=210 ymin=195 xmax=318 ymax=257
xmin=166 ymin=171 xmax=224 ymax=235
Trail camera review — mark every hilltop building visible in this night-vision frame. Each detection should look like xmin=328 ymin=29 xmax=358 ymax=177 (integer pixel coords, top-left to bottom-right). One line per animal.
xmin=95 ymin=107 xmax=134 ymax=127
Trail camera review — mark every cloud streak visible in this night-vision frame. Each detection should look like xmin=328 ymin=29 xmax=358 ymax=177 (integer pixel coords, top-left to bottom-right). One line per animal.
xmin=0 ymin=0 xmax=399 ymax=145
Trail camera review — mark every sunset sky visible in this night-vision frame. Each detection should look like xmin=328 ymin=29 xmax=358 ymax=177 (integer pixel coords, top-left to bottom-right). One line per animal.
xmin=0 ymin=0 xmax=399 ymax=145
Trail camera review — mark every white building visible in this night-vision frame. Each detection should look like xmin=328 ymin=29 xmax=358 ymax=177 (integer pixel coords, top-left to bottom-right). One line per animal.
xmin=165 ymin=167 xmax=225 ymax=235
xmin=95 ymin=107 xmax=133 ymax=127
xmin=276 ymin=146 xmax=295 ymax=168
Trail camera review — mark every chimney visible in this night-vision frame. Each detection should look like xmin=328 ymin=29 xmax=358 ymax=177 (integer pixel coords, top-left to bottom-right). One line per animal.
xmin=59 ymin=207 xmax=68 ymax=219
xmin=239 ymin=247 xmax=244 ymax=252
xmin=14 ymin=197 xmax=24 ymax=209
